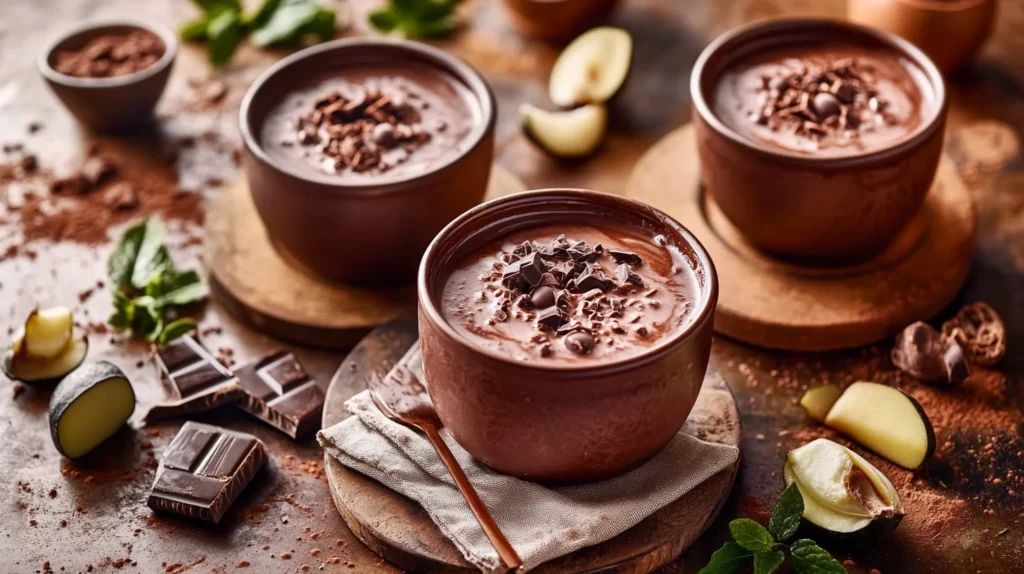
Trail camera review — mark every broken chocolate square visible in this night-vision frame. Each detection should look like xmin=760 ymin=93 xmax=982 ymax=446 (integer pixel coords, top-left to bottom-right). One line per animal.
xmin=143 ymin=335 xmax=245 ymax=424
xmin=567 ymin=240 xmax=599 ymax=262
xmin=147 ymin=422 xmax=266 ymax=523
xmin=608 ymin=249 xmax=643 ymax=266
xmin=615 ymin=264 xmax=645 ymax=288
xmin=517 ymin=252 xmax=548 ymax=288
xmin=536 ymin=307 xmax=566 ymax=331
xmin=235 ymin=351 xmax=324 ymax=439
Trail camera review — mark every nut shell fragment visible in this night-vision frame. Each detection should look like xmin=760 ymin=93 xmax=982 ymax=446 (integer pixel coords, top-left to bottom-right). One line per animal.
xmin=942 ymin=302 xmax=1005 ymax=366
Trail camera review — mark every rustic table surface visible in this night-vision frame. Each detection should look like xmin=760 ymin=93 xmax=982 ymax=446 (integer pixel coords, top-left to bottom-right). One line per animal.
xmin=2 ymin=1 xmax=1022 ymax=573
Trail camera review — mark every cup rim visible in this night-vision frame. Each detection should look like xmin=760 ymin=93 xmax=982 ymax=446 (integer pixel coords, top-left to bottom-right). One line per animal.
xmin=239 ymin=38 xmax=497 ymax=194
xmin=38 ymin=19 xmax=178 ymax=89
xmin=690 ymin=17 xmax=947 ymax=168
xmin=417 ymin=188 xmax=719 ymax=375
xmin=884 ymin=0 xmax=991 ymax=11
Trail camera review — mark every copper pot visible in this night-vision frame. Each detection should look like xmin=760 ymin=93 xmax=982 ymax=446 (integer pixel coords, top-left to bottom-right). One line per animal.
xmin=38 ymin=20 xmax=177 ymax=132
xmin=691 ymin=18 xmax=947 ymax=262
xmin=239 ymin=39 xmax=496 ymax=286
xmin=417 ymin=189 xmax=718 ymax=484
xmin=847 ymin=0 xmax=996 ymax=74
xmin=501 ymin=0 xmax=622 ymax=41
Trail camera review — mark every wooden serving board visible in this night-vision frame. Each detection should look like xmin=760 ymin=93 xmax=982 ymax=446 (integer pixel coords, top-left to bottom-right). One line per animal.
xmin=626 ymin=124 xmax=977 ymax=351
xmin=205 ymin=167 xmax=525 ymax=349
xmin=321 ymin=315 xmax=742 ymax=573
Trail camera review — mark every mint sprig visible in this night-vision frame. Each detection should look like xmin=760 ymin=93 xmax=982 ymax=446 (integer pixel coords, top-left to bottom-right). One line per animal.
xmin=369 ymin=0 xmax=463 ymax=38
xmin=698 ymin=484 xmax=847 ymax=574
xmin=107 ymin=218 xmax=207 ymax=345
xmin=180 ymin=0 xmax=336 ymax=66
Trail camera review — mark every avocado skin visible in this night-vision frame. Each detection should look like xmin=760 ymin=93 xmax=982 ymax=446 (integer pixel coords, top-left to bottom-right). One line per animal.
xmin=49 ymin=361 xmax=135 ymax=458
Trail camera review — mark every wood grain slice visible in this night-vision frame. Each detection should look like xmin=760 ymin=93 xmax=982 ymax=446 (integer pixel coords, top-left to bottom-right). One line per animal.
xmin=626 ymin=125 xmax=977 ymax=351
xmin=322 ymin=315 xmax=742 ymax=574
xmin=205 ymin=167 xmax=525 ymax=349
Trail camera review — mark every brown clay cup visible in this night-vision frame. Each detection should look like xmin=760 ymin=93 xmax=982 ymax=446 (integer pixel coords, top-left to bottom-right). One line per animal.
xmin=692 ymin=19 xmax=947 ymax=262
xmin=501 ymin=0 xmax=622 ymax=41
xmin=38 ymin=20 xmax=177 ymax=132
xmin=418 ymin=189 xmax=719 ymax=484
xmin=848 ymin=0 xmax=996 ymax=74
xmin=240 ymin=39 xmax=496 ymax=286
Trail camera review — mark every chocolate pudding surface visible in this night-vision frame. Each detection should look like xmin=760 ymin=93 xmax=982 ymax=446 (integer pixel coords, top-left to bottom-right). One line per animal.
xmin=260 ymin=64 xmax=478 ymax=182
xmin=440 ymin=222 xmax=702 ymax=365
xmin=713 ymin=43 xmax=931 ymax=157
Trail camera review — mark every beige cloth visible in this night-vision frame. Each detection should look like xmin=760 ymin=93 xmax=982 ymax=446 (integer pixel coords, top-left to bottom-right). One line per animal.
xmin=317 ymin=347 xmax=739 ymax=573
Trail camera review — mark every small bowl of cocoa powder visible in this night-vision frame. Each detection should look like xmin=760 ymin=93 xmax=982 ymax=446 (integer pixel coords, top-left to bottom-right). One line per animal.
xmin=38 ymin=20 xmax=177 ymax=132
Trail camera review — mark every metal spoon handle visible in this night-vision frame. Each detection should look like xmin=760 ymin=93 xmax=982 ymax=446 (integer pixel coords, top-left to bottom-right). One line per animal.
xmin=422 ymin=424 xmax=523 ymax=570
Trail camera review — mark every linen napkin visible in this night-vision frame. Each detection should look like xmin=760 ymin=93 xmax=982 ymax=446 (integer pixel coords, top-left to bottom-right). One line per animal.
xmin=317 ymin=345 xmax=739 ymax=572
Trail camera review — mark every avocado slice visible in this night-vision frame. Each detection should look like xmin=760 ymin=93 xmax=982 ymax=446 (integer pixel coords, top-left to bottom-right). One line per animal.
xmin=3 ymin=336 xmax=88 ymax=385
xmin=49 ymin=361 xmax=135 ymax=458
xmin=784 ymin=438 xmax=905 ymax=538
xmin=824 ymin=381 xmax=936 ymax=469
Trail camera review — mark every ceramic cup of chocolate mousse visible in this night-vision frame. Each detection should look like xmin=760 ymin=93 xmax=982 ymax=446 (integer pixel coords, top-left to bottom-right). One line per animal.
xmin=418 ymin=189 xmax=718 ymax=484
xmin=240 ymin=39 xmax=495 ymax=286
xmin=692 ymin=18 xmax=947 ymax=262
xmin=38 ymin=20 xmax=177 ymax=132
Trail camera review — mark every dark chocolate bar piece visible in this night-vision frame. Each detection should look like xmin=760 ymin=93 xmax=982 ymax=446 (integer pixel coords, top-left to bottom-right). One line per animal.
xmin=142 ymin=335 xmax=245 ymax=423
xmin=235 ymin=351 xmax=323 ymax=439
xmin=147 ymin=421 xmax=265 ymax=523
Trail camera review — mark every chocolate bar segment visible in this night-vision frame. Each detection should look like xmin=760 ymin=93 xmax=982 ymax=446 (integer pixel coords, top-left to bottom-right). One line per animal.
xmin=142 ymin=335 xmax=245 ymax=423
xmin=147 ymin=421 xmax=266 ymax=523
xmin=235 ymin=351 xmax=323 ymax=439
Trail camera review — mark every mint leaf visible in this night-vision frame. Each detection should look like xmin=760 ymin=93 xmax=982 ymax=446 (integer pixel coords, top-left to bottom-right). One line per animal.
xmin=368 ymin=10 xmax=399 ymax=32
xmin=791 ymin=540 xmax=846 ymax=574
xmin=697 ymin=542 xmax=751 ymax=574
xmin=729 ymin=519 xmax=774 ymax=553
xmin=412 ymin=16 xmax=458 ymax=38
xmin=770 ymin=483 xmax=804 ymax=542
xmin=128 ymin=218 xmax=171 ymax=290
xmin=158 ymin=318 xmax=197 ymax=346
xmin=207 ymin=9 xmax=244 ymax=65
xmin=180 ymin=17 xmax=211 ymax=40
xmin=108 ymin=219 xmax=148 ymax=289
xmin=250 ymin=1 xmax=322 ymax=46
xmin=293 ymin=7 xmax=336 ymax=42
xmin=133 ymin=297 xmax=164 ymax=342
xmin=243 ymin=0 xmax=280 ymax=27
xmin=108 ymin=291 xmax=135 ymax=331
xmin=192 ymin=0 xmax=242 ymax=14
xmin=754 ymin=549 xmax=786 ymax=574
xmin=154 ymin=271 xmax=208 ymax=308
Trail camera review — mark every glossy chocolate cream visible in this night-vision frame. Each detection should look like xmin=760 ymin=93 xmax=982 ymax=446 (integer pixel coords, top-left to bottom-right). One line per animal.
xmin=713 ymin=43 xmax=930 ymax=157
xmin=441 ymin=223 xmax=701 ymax=365
xmin=260 ymin=65 xmax=478 ymax=181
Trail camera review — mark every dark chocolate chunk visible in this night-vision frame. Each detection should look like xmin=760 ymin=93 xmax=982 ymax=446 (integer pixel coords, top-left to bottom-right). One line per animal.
xmin=511 ymin=241 xmax=534 ymax=260
xmin=235 ymin=351 xmax=324 ymax=439
xmin=501 ymin=260 xmax=524 ymax=289
xmin=554 ymin=289 xmax=571 ymax=310
xmin=530 ymin=286 xmax=556 ymax=309
xmin=550 ymin=260 xmax=580 ymax=286
xmin=565 ymin=331 xmax=596 ymax=355
xmin=147 ymin=422 xmax=266 ymax=523
xmin=608 ymin=249 xmax=643 ymax=266
xmin=143 ymin=335 xmax=244 ymax=424
xmin=615 ymin=264 xmax=645 ymax=288
xmin=536 ymin=307 xmax=566 ymax=331
xmin=536 ymin=272 xmax=560 ymax=288
xmin=567 ymin=241 xmax=599 ymax=262
xmin=573 ymin=266 xmax=614 ymax=293
xmin=517 ymin=253 xmax=547 ymax=287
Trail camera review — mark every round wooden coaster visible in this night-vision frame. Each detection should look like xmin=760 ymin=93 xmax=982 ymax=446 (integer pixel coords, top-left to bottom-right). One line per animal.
xmin=626 ymin=125 xmax=977 ymax=351
xmin=322 ymin=315 xmax=742 ymax=574
xmin=205 ymin=167 xmax=526 ymax=349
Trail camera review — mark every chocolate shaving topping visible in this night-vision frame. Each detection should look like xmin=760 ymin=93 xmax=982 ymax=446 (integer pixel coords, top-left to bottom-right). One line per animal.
xmin=753 ymin=58 xmax=895 ymax=141
xmin=295 ymin=79 xmax=435 ymax=175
